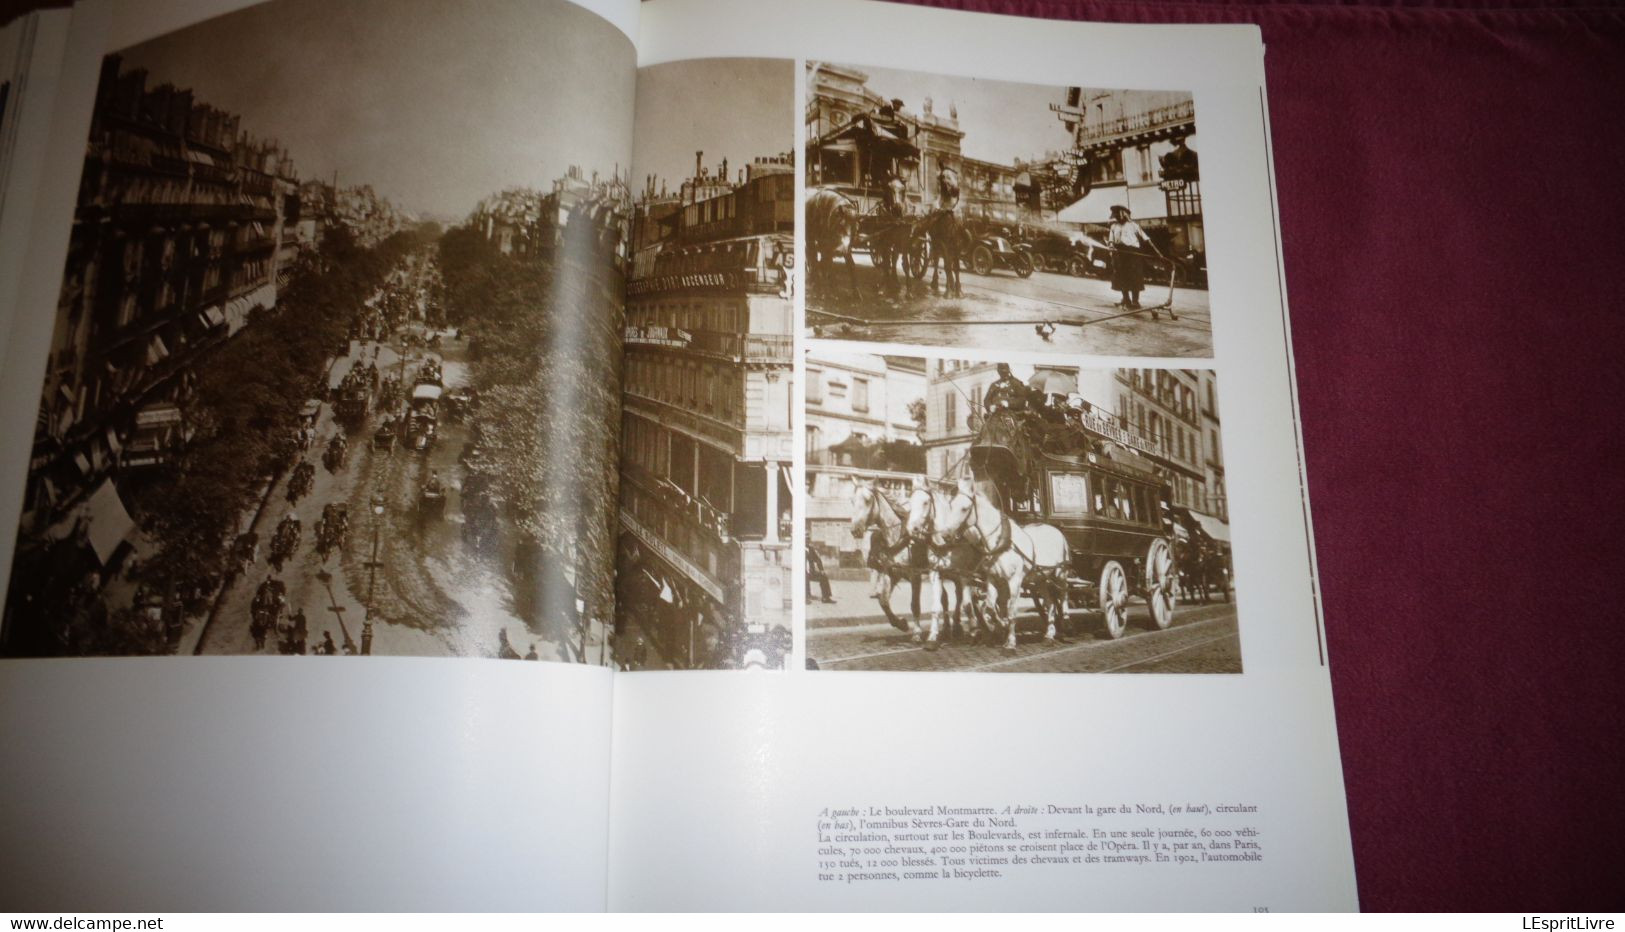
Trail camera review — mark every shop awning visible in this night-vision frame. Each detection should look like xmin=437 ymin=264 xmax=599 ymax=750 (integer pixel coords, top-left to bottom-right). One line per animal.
xmin=1187 ymin=510 xmax=1229 ymax=543
xmin=1056 ymin=184 xmax=1168 ymax=226
xmin=135 ymin=403 xmax=183 ymax=429
xmin=81 ymin=479 xmax=135 ymax=565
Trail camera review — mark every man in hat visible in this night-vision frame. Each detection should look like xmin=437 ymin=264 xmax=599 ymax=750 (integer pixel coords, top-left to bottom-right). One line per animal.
xmin=984 ymin=363 xmax=1030 ymax=412
xmin=806 ymin=538 xmax=834 ymax=604
xmin=873 ymin=98 xmax=910 ymax=141
xmin=1107 ymin=204 xmax=1158 ymax=309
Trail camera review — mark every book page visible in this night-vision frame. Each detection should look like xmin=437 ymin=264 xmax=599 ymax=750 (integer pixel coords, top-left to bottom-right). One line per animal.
xmin=0 ymin=0 xmax=637 ymax=910
xmin=608 ymin=0 xmax=1356 ymax=911
xmin=0 ymin=10 xmax=73 ymax=348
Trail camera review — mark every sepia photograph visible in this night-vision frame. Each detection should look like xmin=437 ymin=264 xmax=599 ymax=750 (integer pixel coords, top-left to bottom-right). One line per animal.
xmin=805 ymin=63 xmax=1211 ymax=357
xmin=1 ymin=0 xmax=635 ymax=661
xmin=615 ymin=58 xmax=795 ymax=670
xmin=805 ymin=352 xmax=1236 ymax=672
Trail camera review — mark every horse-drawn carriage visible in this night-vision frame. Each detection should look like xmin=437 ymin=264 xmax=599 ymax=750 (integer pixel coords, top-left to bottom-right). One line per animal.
xmin=848 ymin=404 xmax=1179 ymax=650
xmin=286 ymin=460 xmax=315 ymax=505
xmin=418 ymin=473 xmax=447 ymax=524
xmin=407 ymin=383 xmax=441 ymax=452
xmin=268 ymin=514 xmax=301 ymax=570
xmin=316 ymin=502 xmax=349 ymax=560
xmin=443 ymin=387 xmax=475 ymax=424
xmin=1170 ymin=505 xmax=1232 ymax=604
xmin=373 ymin=413 xmax=399 ymax=451
xmin=806 ymin=115 xmax=940 ymax=287
xmin=322 ymin=432 xmax=348 ymax=472
xmin=250 ymin=576 xmax=286 ymax=647
xmin=298 ymin=400 xmax=323 ymax=432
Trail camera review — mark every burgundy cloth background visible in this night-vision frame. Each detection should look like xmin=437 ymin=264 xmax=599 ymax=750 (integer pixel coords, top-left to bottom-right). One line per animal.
xmin=4 ymin=0 xmax=1623 ymax=912
xmin=882 ymin=0 xmax=1625 ymax=911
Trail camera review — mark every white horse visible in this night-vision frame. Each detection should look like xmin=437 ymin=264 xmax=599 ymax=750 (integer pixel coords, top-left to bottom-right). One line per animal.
xmin=905 ymin=482 xmax=989 ymax=644
xmin=849 ymin=482 xmax=933 ymax=643
xmin=936 ymin=477 xmax=1071 ymax=651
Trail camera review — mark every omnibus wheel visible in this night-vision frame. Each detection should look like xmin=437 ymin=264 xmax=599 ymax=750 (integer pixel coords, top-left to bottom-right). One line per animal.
xmin=908 ymin=239 xmax=928 ymax=278
xmin=1098 ymin=560 xmax=1129 ymax=640
xmin=1144 ymin=538 xmax=1176 ymax=631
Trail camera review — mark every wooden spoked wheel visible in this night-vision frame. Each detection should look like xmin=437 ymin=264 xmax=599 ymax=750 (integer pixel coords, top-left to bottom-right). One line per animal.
xmin=1144 ymin=538 xmax=1176 ymax=631
xmin=1099 ymin=560 xmax=1129 ymax=640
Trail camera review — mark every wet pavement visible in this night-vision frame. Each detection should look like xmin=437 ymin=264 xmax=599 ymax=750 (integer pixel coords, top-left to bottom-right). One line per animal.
xmin=807 ymin=253 xmax=1212 ymax=357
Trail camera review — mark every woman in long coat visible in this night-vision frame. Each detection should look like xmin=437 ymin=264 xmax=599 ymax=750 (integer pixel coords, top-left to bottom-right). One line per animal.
xmin=1108 ymin=205 xmax=1152 ymax=308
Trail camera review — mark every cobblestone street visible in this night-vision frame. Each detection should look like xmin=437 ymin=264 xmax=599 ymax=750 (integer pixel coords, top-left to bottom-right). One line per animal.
xmin=808 ymin=595 xmax=1239 ymax=673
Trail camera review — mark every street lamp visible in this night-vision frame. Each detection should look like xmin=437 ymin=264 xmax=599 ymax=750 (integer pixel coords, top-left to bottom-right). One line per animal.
xmin=362 ymin=493 xmax=386 ymax=655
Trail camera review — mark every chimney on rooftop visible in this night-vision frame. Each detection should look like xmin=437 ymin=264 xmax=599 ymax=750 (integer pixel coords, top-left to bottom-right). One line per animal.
xmin=695 ymin=150 xmax=703 ymax=181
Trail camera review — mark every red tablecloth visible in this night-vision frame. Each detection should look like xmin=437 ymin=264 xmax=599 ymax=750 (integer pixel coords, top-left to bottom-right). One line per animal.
xmin=895 ymin=0 xmax=1625 ymax=911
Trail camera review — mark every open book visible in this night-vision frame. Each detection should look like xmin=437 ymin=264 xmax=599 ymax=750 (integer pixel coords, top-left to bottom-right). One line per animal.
xmin=0 ymin=0 xmax=1357 ymax=912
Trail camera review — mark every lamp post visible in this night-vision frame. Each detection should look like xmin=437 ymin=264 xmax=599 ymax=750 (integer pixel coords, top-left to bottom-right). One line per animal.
xmin=362 ymin=493 xmax=385 ymax=655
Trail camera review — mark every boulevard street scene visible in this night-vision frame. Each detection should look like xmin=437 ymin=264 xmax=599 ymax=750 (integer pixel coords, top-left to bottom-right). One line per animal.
xmin=805 ymin=63 xmax=1210 ymax=357
xmin=805 ymin=353 xmax=1237 ymax=672
xmin=0 ymin=0 xmax=634 ymax=661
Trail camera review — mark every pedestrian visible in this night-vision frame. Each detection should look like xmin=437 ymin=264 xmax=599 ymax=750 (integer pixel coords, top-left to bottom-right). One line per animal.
xmin=1107 ymin=205 xmax=1156 ymax=309
xmin=525 ymin=643 xmax=540 ymax=661
xmin=320 ymin=631 xmax=337 ymax=655
xmin=807 ymin=544 xmax=835 ymax=603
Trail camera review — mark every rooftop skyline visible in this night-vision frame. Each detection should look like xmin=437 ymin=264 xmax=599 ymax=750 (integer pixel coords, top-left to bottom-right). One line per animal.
xmin=632 ymin=58 xmax=793 ymax=196
xmin=118 ymin=0 xmax=635 ymax=219
xmin=814 ymin=63 xmax=1190 ymax=167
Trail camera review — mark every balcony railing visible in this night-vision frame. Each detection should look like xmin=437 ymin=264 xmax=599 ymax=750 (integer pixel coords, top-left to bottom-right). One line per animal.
xmin=623 ymin=393 xmax=742 ymax=453
xmin=1074 ymin=99 xmax=1196 ymax=147
xmin=625 ymin=327 xmax=791 ymax=365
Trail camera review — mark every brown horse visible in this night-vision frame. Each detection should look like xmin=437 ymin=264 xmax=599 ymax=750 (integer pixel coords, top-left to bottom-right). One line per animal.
xmin=805 ymin=187 xmax=859 ymax=295
xmin=918 ymin=210 xmax=965 ymax=297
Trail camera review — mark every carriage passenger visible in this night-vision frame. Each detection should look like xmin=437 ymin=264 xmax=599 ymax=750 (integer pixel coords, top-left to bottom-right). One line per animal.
xmin=984 ymin=363 xmax=1030 ymax=412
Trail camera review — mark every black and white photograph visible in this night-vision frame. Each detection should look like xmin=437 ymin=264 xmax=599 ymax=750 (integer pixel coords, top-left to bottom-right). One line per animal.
xmin=805 ymin=63 xmax=1210 ymax=357
xmin=805 ymin=353 xmax=1236 ymax=672
xmin=0 ymin=0 xmax=634 ymax=661
xmin=614 ymin=58 xmax=795 ymax=670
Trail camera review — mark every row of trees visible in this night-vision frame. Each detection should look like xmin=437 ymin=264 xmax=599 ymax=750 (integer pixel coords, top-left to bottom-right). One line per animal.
xmin=436 ymin=215 xmax=624 ymax=651
xmin=114 ymin=224 xmax=435 ymax=651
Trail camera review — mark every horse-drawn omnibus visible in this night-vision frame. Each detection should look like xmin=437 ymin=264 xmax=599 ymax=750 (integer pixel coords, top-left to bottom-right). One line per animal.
xmin=967 ymin=408 xmax=1178 ymax=640
xmin=806 ymin=115 xmax=933 ymax=281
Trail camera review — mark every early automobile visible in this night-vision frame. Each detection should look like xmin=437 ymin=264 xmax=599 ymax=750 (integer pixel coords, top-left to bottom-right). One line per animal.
xmin=964 ymin=230 xmax=1034 ymax=278
xmin=1017 ymin=227 xmax=1110 ymax=278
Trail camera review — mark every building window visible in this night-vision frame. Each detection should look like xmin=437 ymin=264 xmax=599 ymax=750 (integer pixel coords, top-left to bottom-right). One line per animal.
xmin=806 ymin=369 xmax=823 ymax=404
xmin=853 ymin=377 xmax=869 ymax=413
xmin=945 ymin=390 xmax=957 ymax=430
xmin=1135 ymin=145 xmax=1153 ymax=183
